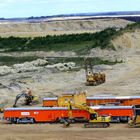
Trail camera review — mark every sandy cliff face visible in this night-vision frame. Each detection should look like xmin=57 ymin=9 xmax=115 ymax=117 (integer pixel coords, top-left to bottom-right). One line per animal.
xmin=0 ymin=18 xmax=132 ymax=37
xmin=112 ymin=29 xmax=140 ymax=49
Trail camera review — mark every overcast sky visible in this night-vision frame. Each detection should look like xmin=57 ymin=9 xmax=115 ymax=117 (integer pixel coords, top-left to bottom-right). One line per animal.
xmin=0 ymin=0 xmax=140 ymax=18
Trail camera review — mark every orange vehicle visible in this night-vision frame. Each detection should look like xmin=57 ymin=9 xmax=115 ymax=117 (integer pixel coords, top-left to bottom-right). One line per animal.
xmin=4 ymin=107 xmax=89 ymax=124
xmin=43 ymin=96 xmax=140 ymax=107
xmin=93 ymin=106 xmax=133 ymax=122
xmin=86 ymin=96 xmax=140 ymax=106
xmin=43 ymin=97 xmax=58 ymax=107
xmin=4 ymin=106 xmax=133 ymax=123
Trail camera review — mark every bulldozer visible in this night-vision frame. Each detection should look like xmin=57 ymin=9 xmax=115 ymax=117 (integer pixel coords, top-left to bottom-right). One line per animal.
xmin=13 ymin=89 xmax=39 ymax=107
xmin=84 ymin=58 xmax=106 ymax=86
xmin=128 ymin=105 xmax=140 ymax=128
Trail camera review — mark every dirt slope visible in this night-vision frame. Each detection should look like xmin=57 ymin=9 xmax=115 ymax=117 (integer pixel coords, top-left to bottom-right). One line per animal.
xmin=0 ymin=48 xmax=140 ymax=107
xmin=112 ymin=29 xmax=140 ymax=49
xmin=0 ymin=26 xmax=140 ymax=107
xmin=85 ymin=29 xmax=140 ymax=95
xmin=0 ymin=18 xmax=132 ymax=37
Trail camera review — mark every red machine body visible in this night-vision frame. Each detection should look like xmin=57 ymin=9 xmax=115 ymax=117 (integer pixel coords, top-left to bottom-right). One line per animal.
xmin=4 ymin=107 xmax=89 ymax=123
xmin=4 ymin=106 xmax=133 ymax=123
xmin=87 ymin=96 xmax=140 ymax=106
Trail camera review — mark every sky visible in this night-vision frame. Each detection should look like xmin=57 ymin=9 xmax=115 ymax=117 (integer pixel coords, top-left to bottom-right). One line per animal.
xmin=0 ymin=0 xmax=140 ymax=18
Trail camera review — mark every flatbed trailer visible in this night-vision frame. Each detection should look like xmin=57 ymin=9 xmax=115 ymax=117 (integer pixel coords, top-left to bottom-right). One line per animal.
xmin=4 ymin=107 xmax=89 ymax=124
xmin=4 ymin=106 xmax=133 ymax=124
xmin=92 ymin=106 xmax=133 ymax=122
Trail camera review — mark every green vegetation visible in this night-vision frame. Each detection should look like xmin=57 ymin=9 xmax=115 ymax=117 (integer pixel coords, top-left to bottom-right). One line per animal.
xmin=0 ymin=56 xmax=39 ymax=66
xmin=48 ymin=57 xmax=122 ymax=66
xmin=113 ymin=22 xmax=140 ymax=37
xmin=123 ymin=22 xmax=140 ymax=31
xmin=0 ymin=28 xmax=117 ymax=54
xmin=0 ymin=55 xmax=122 ymax=66
xmin=0 ymin=22 xmax=139 ymax=54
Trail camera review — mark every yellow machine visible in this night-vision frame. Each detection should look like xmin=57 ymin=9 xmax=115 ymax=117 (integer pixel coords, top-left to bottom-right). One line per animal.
xmin=13 ymin=90 xmax=39 ymax=107
xmin=58 ymin=91 xmax=86 ymax=107
xmin=69 ymin=103 xmax=110 ymax=128
xmin=85 ymin=58 xmax=106 ymax=86
xmin=0 ymin=107 xmax=4 ymax=113
xmin=128 ymin=105 xmax=140 ymax=128
xmin=62 ymin=91 xmax=110 ymax=128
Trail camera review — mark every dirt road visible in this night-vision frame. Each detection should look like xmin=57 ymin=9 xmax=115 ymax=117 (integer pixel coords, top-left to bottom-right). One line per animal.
xmin=0 ymin=123 xmax=139 ymax=140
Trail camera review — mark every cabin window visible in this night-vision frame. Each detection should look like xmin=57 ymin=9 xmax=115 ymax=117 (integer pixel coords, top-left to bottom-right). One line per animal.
xmin=70 ymin=98 xmax=73 ymax=103
xmin=90 ymin=113 xmax=97 ymax=120
xmin=64 ymin=98 xmax=68 ymax=103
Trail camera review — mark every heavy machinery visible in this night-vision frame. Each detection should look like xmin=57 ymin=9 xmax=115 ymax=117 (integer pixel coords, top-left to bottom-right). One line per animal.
xmin=0 ymin=105 xmax=4 ymax=113
xmin=13 ymin=90 xmax=39 ymax=107
xmin=64 ymin=101 xmax=111 ymax=128
xmin=58 ymin=91 xmax=87 ymax=107
xmin=128 ymin=105 xmax=140 ymax=128
xmin=84 ymin=58 xmax=106 ymax=86
xmin=61 ymin=91 xmax=86 ymax=127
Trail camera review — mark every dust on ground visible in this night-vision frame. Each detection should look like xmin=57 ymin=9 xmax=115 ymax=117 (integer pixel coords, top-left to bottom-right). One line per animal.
xmin=0 ymin=48 xmax=140 ymax=108
xmin=0 ymin=123 xmax=139 ymax=140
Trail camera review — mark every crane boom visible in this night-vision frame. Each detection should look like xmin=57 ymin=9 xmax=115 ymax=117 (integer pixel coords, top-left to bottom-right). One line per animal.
xmin=73 ymin=103 xmax=97 ymax=115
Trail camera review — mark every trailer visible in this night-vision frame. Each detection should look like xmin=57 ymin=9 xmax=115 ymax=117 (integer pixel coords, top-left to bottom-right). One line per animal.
xmin=4 ymin=106 xmax=133 ymax=124
xmin=43 ymin=97 xmax=58 ymax=107
xmin=87 ymin=96 xmax=140 ymax=106
xmin=92 ymin=106 xmax=133 ymax=122
xmin=4 ymin=107 xmax=89 ymax=124
xmin=43 ymin=96 xmax=140 ymax=107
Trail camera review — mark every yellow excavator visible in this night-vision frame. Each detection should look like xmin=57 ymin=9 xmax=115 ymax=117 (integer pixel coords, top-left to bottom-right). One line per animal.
xmin=63 ymin=101 xmax=111 ymax=128
xmin=0 ymin=105 xmax=4 ymax=113
xmin=13 ymin=90 xmax=39 ymax=107
xmin=85 ymin=58 xmax=106 ymax=86
xmin=128 ymin=105 xmax=140 ymax=128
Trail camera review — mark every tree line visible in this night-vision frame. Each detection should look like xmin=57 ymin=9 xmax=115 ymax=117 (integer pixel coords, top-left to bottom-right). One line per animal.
xmin=0 ymin=28 xmax=117 ymax=52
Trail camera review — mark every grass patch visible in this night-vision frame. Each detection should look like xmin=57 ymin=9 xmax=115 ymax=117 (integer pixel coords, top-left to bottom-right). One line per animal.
xmin=0 ymin=22 xmax=140 ymax=54
xmin=0 ymin=56 xmax=122 ymax=69
xmin=0 ymin=56 xmax=39 ymax=66
xmin=0 ymin=28 xmax=117 ymax=54
xmin=47 ymin=57 xmax=122 ymax=67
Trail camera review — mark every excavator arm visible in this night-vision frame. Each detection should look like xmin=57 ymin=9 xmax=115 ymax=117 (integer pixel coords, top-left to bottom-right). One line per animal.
xmin=13 ymin=91 xmax=27 ymax=107
xmin=66 ymin=102 xmax=110 ymax=128
xmin=13 ymin=91 xmax=34 ymax=107
xmin=67 ymin=102 xmax=98 ymax=119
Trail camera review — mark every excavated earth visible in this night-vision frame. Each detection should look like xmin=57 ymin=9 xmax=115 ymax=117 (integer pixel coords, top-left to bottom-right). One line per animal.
xmin=0 ymin=18 xmax=132 ymax=37
xmin=0 ymin=19 xmax=140 ymax=140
